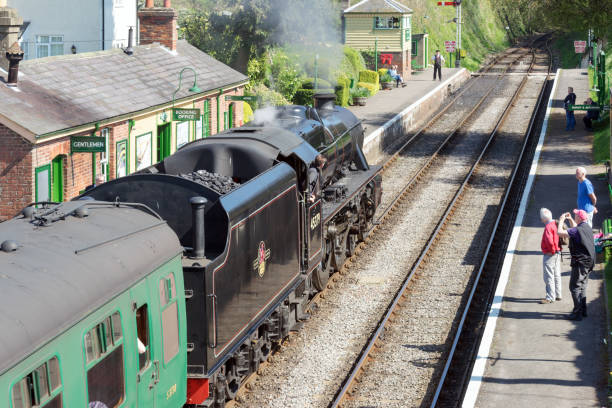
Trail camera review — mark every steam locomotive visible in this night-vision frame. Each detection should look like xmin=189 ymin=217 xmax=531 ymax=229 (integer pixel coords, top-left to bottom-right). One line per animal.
xmin=0 ymin=95 xmax=382 ymax=407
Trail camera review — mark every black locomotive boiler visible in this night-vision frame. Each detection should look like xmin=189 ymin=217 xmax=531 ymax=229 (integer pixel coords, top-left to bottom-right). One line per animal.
xmin=83 ymin=94 xmax=382 ymax=406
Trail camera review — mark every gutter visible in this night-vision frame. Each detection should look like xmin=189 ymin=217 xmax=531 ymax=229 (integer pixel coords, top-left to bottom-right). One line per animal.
xmin=31 ymin=79 xmax=247 ymax=142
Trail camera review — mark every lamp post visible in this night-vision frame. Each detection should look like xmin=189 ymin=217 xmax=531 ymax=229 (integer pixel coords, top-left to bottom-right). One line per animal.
xmin=172 ymin=67 xmax=201 ymax=107
xmin=375 ymin=37 xmax=378 ymax=71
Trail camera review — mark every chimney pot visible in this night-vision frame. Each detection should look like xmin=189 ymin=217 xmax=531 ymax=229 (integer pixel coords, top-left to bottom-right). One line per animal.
xmin=164 ymin=0 xmax=171 ymax=7
xmin=6 ymin=42 xmax=24 ymax=86
xmin=145 ymin=0 xmax=154 ymax=7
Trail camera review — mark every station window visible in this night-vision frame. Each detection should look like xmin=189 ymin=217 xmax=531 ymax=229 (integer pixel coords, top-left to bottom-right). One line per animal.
xmin=159 ymin=273 xmax=180 ymax=364
xmin=11 ymin=356 xmax=62 ymax=408
xmin=374 ymin=16 xmax=400 ymax=30
xmin=36 ymin=35 xmax=63 ymax=58
xmin=412 ymin=40 xmax=418 ymax=56
xmin=84 ymin=312 xmax=125 ymax=408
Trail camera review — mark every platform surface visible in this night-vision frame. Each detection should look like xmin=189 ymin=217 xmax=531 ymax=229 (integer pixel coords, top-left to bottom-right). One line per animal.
xmin=472 ymin=69 xmax=609 ymax=407
xmin=348 ymin=67 xmax=463 ymax=135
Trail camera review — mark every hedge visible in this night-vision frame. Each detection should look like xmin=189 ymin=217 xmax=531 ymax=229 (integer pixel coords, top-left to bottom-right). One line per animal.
xmin=377 ymin=68 xmax=389 ymax=80
xmin=293 ymin=88 xmax=336 ymax=106
xmin=335 ymin=76 xmax=350 ymax=107
xmin=243 ymin=102 xmax=254 ymax=123
xmin=301 ymin=77 xmax=332 ymax=90
xmin=359 ymin=70 xmax=379 ymax=85
xmin=342 ymin=47 xmax=366 ymax=80
xmin=357 ymin=81 xmax=379 ymax=96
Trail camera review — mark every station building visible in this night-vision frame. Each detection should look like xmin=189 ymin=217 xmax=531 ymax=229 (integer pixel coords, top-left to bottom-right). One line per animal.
xmin=343 ymin=0 xmax=414 ymax=79
xmin=0 ymin=1 xmax=248 ymax=221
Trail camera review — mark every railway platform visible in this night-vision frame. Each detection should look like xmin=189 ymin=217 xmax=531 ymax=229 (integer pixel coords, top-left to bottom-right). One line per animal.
xmin=465 ymin=68 xmax=609 ymax=407
xmin=349 ymin=67 xmax=470 ymax=164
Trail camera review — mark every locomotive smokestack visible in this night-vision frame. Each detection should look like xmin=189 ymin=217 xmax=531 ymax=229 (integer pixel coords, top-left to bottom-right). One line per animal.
xmin=313 ymin=93 xmax=336 ymax=111
xmin=190 ymin=196 xmax=207 ymax=258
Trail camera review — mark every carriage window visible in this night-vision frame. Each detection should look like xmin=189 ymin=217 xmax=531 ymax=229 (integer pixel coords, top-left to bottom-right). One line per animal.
xmin=160 ymin=273 xmax=179 ymax=363
xmin=85 ymin=312 xmax=125 ymax=408
xmin=136 ymin=304 xmax=150 ymax=371
xmin=11 ymin=356 xmax=62 ymax=408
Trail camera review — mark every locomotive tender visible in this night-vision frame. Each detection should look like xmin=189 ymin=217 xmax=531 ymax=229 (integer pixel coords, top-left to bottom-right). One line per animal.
xmin=0 ymin=95 xmax=381 ymax=407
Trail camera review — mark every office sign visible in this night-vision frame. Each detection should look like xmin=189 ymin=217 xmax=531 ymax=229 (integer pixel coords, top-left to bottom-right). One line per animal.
xmin=172 ymin=108 xmax=200 ymax=121
xmin=71 ymin=136 xmax=106 ymax=153
xmin=444 ymin=40 xmax=456 ymax=53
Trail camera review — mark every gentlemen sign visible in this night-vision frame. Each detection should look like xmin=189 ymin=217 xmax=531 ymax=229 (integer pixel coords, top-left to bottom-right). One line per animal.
xmin=172 ymin=108 xmax=200 ymax=121
xmin=71 ymin=136 xmax=106 ymax=153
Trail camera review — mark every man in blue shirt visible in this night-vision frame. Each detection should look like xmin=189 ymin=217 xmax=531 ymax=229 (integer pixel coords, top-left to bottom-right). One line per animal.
xmin=576 ymin=166 xmax=597 ymax=227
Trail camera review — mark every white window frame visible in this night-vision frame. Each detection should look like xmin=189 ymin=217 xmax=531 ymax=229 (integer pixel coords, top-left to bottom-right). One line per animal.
xmin=100 ymin=128 xmax=110 ymax=181
xmin=375 ymin=16 xmax=400 ymax=30
xmin=36 ymin=35 xmax=64 ymax=58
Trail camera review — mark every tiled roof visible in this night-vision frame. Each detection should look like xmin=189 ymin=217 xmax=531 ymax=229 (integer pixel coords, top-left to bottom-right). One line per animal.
xmin=0 ymin=40 xmax=248 ymax=139
xmin=344 ymin=0 xmax=413 ymax=14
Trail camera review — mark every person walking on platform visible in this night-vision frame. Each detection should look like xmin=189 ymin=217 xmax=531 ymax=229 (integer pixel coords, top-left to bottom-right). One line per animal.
xmin=558 ymin=209 xmax=596 ymax=320
xmin=563 ymin=87 xmax=577 ymax=131
xmin=540 ymin=208 xmax=562 ymax=303
xmin=576 ymin=166 xmax=597 ymax=228
xmin=432 ymin=50 xmax=445 ymax=81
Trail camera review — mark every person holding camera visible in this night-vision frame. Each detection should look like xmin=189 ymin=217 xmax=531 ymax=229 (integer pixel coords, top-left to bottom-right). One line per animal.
xmin=558 ymin=209 xmax=596 ymax=320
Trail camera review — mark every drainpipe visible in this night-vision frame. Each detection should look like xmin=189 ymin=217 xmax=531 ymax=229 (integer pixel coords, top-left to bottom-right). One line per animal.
xmin=217 ymin=89 xmax=223 ymax=134
xmin=101 ymin=0 xmax=106 ymax=50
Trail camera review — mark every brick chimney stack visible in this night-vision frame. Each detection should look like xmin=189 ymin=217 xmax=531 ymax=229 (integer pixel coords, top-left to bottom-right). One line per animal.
xmin=138 ymin=0 xmax=178 ymax=51
xmin=0 ymin=0 xmax=23 ymax=73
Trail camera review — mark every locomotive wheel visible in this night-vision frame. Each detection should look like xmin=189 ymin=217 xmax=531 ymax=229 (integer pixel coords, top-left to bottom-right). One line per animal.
xmin=313 ymin=265 xmax=329 ymax=291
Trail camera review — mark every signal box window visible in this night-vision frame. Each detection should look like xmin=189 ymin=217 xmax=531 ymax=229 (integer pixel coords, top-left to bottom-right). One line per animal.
xmin=375 ymin=16 xmax=400 ymax=29
xmin=11 ymin=356 xmax=62 ymax=408
xmin=84 ymin=312 xmax=125 ymax=408
xmin=159 ymin=273 xmax=180 ymax=364
xmin=136 ymin=304 xmax=150 ymax=371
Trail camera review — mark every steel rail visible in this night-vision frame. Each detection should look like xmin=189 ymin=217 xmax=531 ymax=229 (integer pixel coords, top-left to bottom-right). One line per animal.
xmin=329 ymin=46 xmax=541 ymax=408
xmin=428 ymin=38 xmax=553 ymax=408
xmin=372 ymin=48 xmax=534 ymax=227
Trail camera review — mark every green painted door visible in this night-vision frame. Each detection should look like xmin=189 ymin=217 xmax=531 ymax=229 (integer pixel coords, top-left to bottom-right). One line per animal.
xmin=131 ymin=279 xmax=158 ymax=407
xmin=157 ymin=124 xmax=172 ymax=162
xmin=51 ymin=155 xmax=64 ymax=202
xmin=228 ymin=103 xmax=235 ymax=129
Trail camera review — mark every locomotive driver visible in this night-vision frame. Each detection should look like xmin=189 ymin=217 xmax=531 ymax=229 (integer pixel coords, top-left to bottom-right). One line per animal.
xmin=308 ymin=154 xmax=326 ymax=203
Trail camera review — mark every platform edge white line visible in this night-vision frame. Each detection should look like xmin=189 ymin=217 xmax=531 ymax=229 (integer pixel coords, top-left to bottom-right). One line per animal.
xmin=461 ymin=68 xmax=561 ymax=408
xmin=363 ymin=68 xmax=468 ymax=148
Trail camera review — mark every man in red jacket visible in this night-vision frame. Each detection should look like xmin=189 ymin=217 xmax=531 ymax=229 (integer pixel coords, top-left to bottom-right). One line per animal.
xmin=540 ymin=208 xmax=562 ymax=303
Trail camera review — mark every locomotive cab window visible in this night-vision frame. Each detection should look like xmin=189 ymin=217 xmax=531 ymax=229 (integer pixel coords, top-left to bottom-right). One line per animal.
xmin=84 ymin=312 xmax=125 ymax=408
xmin=11 ymin=356 xmax=62 ymax=408
xmin=159 ymin=273 xmax=180 ymax=364
xmin=306 ymin=128 xmax=334 ymax=152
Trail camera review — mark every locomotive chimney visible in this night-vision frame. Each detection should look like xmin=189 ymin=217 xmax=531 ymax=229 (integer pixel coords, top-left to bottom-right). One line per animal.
xmin=313 ymin=93 xmax=336 ymax=111
xmin=190 ymin=196 xmax=207 ymax=258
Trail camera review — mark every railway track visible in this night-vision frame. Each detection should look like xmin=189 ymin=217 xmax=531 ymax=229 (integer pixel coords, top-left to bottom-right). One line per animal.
xmin=328 ymin=40 xmax=551 ymax=408
xmin=429 ymin=40 xmax=553 ymax=407
xmin=234 ymin=39 xmax=550 ymax=408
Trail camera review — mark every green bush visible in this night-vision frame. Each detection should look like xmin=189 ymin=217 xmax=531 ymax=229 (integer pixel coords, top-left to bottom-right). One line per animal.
xmin=342 ymin=47 xmax=366 ymax=80
xmin=359 ymin=70 xmax=379 ymax=84
xmin=357 ymin=81 xmax=378 ymax=96
xmin=378 ymin=68 xmax=389 ymax=79
xmin=335 ymin=76 xmax=350 ymax=107
xmin=293 ymin=88 xmax=336 ymax=106
xmin=351 ymin=87 xmax=369 ymax=98
xmin=379 ymin=72 xmax=393 ymax=83
xmin=301 ymin=77 xmax=332 ymax=90
xmin=250 ymin=84 xmax=289 ymax=108
xmin=361 ymin=50 xmax=377 ymax=71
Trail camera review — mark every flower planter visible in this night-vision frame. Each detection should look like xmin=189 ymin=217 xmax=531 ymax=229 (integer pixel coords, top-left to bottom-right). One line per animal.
xmin=353 ymin=96 xmax=367 ymax=106
xmin=381 ymin=82 xmax=394 ymax=90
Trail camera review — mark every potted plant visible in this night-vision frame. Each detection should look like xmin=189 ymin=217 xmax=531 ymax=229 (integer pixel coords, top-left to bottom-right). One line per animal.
xmin=380 ymin=72 xmax=394 ymax=90
xmin=350 ymin=87 xmax=369 ymax=106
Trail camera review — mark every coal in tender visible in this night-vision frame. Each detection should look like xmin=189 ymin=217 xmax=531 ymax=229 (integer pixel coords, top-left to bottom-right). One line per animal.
xmin=180 ymin=170 xmax=241 ymax=195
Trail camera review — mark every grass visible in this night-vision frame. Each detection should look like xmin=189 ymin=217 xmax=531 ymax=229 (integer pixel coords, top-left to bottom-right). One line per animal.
xmin=604 ymin=260 xmax=612 ymax=405
xmin=593 ymin=113 xmax=611 ymax=164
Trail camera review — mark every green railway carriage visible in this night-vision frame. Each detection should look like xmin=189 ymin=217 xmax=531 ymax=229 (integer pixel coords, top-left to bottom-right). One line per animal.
xmin=0 ymin=201 xmax=188 ymax=407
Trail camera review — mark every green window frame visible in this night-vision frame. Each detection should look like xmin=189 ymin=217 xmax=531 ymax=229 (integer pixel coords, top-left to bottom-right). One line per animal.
xmin=134 ymin=132 xmax=152 ymax=171
xmin=83 ymin=311 xmax=125 ymax=407
xmin=411 ymin=40 xmax=418 ymax=56
xmin=34 ymin=164 xmax=51 ymax=203
xmin=203 ymin=99 xmax=211 ymax=138
xmin=10 ymin=355 xmax=63 ymax=408
xmin=116 ymin=139 xmax=129 ymax=178
xmin=176 ymin=121 xmax=190 ymax=150
xmin=159 ymin=273 xmax=180 ymax=365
